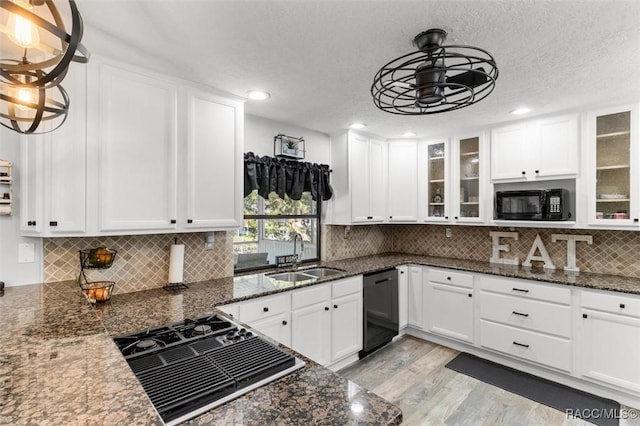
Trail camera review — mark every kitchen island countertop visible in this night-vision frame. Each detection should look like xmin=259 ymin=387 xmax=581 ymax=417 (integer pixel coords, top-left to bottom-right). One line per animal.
xmin=3 ymin=252 xmax=640 ymax=425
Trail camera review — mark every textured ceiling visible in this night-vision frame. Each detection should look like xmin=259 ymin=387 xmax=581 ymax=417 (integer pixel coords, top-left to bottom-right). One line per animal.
xmin=45 ymin=1 xmax=640 ymax=138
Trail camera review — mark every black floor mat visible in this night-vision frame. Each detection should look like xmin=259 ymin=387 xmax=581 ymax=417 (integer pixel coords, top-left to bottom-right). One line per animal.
xmin=445 ymin=352 xmax=620 ymax=426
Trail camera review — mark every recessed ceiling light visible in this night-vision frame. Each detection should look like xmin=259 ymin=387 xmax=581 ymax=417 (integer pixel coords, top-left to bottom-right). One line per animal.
xmin=349 ymin=122 xmax=367 ymax=129
xmin=247 ymin=90 xmax=270 ymax=100
xmin=510 ymin=107 xmax=531 ymax=115
xmin=402 ymin=131 xmax=417 ymax=137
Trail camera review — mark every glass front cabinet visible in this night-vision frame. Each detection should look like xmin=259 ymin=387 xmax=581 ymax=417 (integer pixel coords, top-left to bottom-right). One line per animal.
xmin=588 ymin=105 xmax=639 ymax=226
xmin=452 ymin=134 xmax=485 ymax=223
xmin=425 ymin=140 xmax=450 ymax=222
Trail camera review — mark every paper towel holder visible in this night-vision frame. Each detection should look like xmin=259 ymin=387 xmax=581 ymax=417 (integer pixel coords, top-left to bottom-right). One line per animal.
xmin=164 ymin=238 xmax=189 ymax=291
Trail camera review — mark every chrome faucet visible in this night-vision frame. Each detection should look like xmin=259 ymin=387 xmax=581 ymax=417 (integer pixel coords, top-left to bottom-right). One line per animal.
xmin=292 ymin=233 xmax=304 ymax=269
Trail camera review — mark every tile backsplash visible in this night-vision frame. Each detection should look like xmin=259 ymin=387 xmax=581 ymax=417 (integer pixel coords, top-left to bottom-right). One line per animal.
xmin=44 ymin=232 xmax=233 ymax=294
xmin=324 ymin=224 xmax=640 ymax=278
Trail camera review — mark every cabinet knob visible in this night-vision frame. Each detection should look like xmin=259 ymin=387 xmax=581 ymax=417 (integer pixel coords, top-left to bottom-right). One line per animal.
xmin=521 ymin=171 xmax=526 ymax=175
xmin=454 ymin=216 xmax=458 ymax=220
xmin=324 ymin=306 xmax=330 ymax=311
xmin=263 ymin=307 xmax=269 ymax=312
xmin=535 ymin=170 xmax=539 ymax=174
xmin=170 ymin=219 xmax=177 ymax=224
xmin=187 ymin=219 xmax=193 ymax=224
xmin=333 ymin=304 xmax=338 ymax=309
xmin=444 ymin=216 xmax=449 ymax=220
xmin=282 ymin=320 xmax=287 ymax=325
xmin=468 ymin=293 xmax=472 ymax=298
xmin=447 ymin=276 xmax=451 ymax=280
xmin=582 ymin=313 xmax=588 ymax=319
xmin=49 ymin=221 xmax=58 ymax=227
xmin=400 ymin=271 xmax=404 ymax=274
xmin=620 ymin=303 xmax=626 ymax=309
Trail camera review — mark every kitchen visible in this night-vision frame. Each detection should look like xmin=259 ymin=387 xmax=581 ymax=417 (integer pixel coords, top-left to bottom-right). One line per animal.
xmin=1 ymin=0 xmax=640 ymax=425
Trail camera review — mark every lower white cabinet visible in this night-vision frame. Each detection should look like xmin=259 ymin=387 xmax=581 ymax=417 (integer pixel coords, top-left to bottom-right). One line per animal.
xmin=250 ymin=312 xmax=292 ymax=347
xmin=407 ymin=266 xmax=424 ymax=329
xmin=425 ymin=268 xmax=474 ymax=344
xmin=291 ymin=284 xmax=333 ymax=365
xmin=579 ymin=290 xmax=640 ymax=394
xmin=397 ymin=266 xmax=409 ymax=329
xmin=331 ymin=279 xmax=363 ymax=361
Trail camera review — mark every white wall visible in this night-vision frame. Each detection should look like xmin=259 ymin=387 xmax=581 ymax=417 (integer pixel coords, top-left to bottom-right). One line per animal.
xmin=0 ymin=128 xmax=44 ymax=286
xmin=245 ymin=114 xmax=331 ymax=164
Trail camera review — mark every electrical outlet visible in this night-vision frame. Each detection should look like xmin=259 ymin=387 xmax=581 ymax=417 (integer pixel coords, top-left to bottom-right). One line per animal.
xmin=204 ymin=232 xmax=215 ymax=250
xmin=18 ymin=243 xmax=35 ymax=263
xmin=445 ymin=228 xmax=452 ymax=238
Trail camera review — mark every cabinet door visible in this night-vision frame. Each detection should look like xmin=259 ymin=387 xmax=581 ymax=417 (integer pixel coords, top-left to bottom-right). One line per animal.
xmin=291 ymin=301 xmax=331 ymax=365
xmin=587 ymin=106 xmax=639 ymax=226
xmin=44 ymin=63 xmax=86 ymax=234
xmin=249 ymin=312 xmax=291 ymax=347
xmin=368 ymin=138 xmax=387 ymax=221
xmin=20 ymin=134 xmax=43 ymax=234
xmin=490 ymin=123 xmax=529 ymax=181
xmin=331 ymin=292 xmax=362 ymax=361
xmin=579 ymin=309 xmax=640 ymax=393
xmin=185 ymin=89 xmax=242 ymax=229
xmin=388 ymin=141 xmax=418 ymax=221
xmin=398 ymin=266 xmax=409 ymax=329
xmin=426 ymin=282 xmax=474 ymax=343
xmin=94 ymin=61 xmax=178 ymax=232
xmin=407 ymin=266 xmax=423 ymax=328
xmin=453 ymin=134 xmax=484 ymax=223
xmin=349 ymin=134 xmax=370 ymax=223
xmin=425 ymin=141 xmax=450 ymax=221
xmin=534 ymin=114 xmax=579 ymax=178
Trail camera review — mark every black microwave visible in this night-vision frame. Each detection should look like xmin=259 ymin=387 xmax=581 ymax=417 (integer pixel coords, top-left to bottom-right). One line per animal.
xmin=495 ymin=189 xmax=571 ymax=221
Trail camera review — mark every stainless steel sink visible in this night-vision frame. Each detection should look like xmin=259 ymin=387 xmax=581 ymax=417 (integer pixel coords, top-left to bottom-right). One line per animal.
xmin=266 ymin=272 xmax=317 ymax=283
xmin=298 ymin=267 xmax=345 ymax=278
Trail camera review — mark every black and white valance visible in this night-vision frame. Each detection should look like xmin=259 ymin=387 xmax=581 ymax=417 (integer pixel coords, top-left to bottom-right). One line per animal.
xmin=244 ymin=152 xmax=333 ymax=201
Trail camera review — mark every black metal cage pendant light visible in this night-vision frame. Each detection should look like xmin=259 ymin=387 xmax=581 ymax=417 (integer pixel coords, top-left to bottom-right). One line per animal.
xmin=371 ymin=28 xmax=498 ymax=115
xmin=0 ymin=0 xmax=89 ymax=134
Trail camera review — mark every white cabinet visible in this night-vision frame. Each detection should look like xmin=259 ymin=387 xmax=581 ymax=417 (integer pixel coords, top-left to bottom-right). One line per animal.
xmin=425 ymin=268 xmax=474 ymax=343
xmin=89 ymin=59 xmax=179 ymax=233
xmin=250 ymin=312 xmax=292 ymax=347
xmin=387 ymin=141 xmax=418 ymax=222
xmin=490 ymin=114 xmax=579 ymax=182
xmin=237 ymin=293 xmax=292 ymax=347
xmin=579 ymin=289 xmax=640 ymax=393
xmin=424 ymin=140 xmax=451 ymax=222
xmin=397 ymin=266 xmax=409 ymax=329
xmin=183 ymin=88 xmax=243 ymax=230
xmin=331 ymin=285 xmax=362 ymax=361
xmin=407 ymin=266 xmax=424 ymax=329
xmin=291 ymin=283 xmax=332 ymax=365
xmin=586 ymin=105 xmax=639 ymax=226
xmin=452 ymin=133 xmax=487 ymax=223
xmin=329 ymin=131 xmax=387 ymax=224
xmin=20 ymin=62 xmax=87 ymax=236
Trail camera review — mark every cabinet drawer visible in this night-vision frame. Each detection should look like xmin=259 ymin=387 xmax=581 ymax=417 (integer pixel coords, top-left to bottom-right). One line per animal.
xmin=332 ymin=276 xmax=363 ymax=299
xmin=479 ymin=320 xmax=572 ymax=372
xmin=239 ymin=293 xmax=291 ymax=323
xmin=479 ymin=292 xmax=571 ymax=338
xmin=292 ymin=284 xmax=331 ymax=310
xmin=429 ymin=268 xmax=473 ymax=288
xmin=581 ymin=290 xmax=640 ymax=318
xmin=479 ymin=275 xmax=571 ymax=304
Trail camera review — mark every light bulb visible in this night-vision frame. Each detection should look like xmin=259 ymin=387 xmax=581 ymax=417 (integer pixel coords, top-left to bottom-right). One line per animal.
xmin=6 ymin=0 xmax=40 ymax=49
xmin=15 ymin=87 xmax=35 ymax=111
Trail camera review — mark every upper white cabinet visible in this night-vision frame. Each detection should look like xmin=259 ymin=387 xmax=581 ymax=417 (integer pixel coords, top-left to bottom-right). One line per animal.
xmin=490 ymin=114 xmax=579 ymax=182
xmin=89 ymin=59 xmax=179 ymax=233
xmin=452 ymin=133 xmax=487 ymax=223
xmin=20 ymin=62 xmax=87 ymax=236
xmin=387 ymin=141 xmax=418 ymax=222
xmin=183 ymin=88 xmax=243 ymax=230
xmin=586 ymin=105 xmax=639 ymax=226
xmin=424 ymin=140 xmax=451 ymax=222
xmin=330 ymin=131 xmax=387 ymax=224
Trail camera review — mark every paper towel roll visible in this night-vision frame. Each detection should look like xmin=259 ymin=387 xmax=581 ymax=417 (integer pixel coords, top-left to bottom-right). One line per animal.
xmin=168 ymin=244 xmax=185 ymax=284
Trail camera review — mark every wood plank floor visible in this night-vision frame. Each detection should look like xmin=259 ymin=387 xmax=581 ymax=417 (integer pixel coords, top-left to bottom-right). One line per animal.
xmin=339 ymin=336 xmax=640 ymax=426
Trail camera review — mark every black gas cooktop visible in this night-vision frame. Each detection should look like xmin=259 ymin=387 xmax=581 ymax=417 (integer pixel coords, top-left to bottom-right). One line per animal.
xmin=113 ymin=314 xmax=304 ymax=425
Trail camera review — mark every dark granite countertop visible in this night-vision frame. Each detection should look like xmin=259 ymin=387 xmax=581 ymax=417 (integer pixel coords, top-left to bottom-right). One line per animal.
xmin=3 ymin=253 xmax=640 ymax=425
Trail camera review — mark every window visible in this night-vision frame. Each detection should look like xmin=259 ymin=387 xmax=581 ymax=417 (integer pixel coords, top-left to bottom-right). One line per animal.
xmin=233 ymin=190 xmax=320 ymax=271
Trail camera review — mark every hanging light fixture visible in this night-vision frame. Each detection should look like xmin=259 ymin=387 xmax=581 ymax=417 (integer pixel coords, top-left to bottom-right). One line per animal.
xmin=371 ymin=28 xmax=498 ymax=115
xmin=0 ymin=0 xmax=89 ymax=134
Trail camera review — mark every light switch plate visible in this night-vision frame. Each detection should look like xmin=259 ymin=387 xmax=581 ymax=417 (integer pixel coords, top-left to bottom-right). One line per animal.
xmin=18 ymin=243 xmax=35 ymax=263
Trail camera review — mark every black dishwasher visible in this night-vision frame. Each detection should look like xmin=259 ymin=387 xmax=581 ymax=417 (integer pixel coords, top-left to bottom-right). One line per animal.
xmin=360 ymin=268 xmax=399 ymax=358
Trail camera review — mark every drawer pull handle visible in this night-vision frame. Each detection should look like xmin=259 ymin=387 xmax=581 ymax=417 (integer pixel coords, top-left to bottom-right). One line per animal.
xmin=170 ymin=219 xmax=177 ymax=224
xmin=512 ymin=288 xmax=529 ymax=293
xmin=282 ymin=320 xmax=287 ymax=325
xmin=620 ymin=303 xmax=626 ymax=309
xmin=324 ymin=306 xmax=330 ymax=311
xmin=263 ymin=307 xmax=269 ymax=312
xmin=367 ymin=216 xmax=373 ymax=220
xmin=512 ymin=311 xmax=529 ymax=317
xmin=513 ymin=341 xmax=529 ymax=348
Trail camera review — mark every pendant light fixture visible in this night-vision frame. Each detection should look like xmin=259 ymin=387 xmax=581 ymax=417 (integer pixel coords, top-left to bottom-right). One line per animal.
xmin=371 ymin=28 xmax=498 ymax=115
xmin=0 ymin=0 xmax=89 ymax=134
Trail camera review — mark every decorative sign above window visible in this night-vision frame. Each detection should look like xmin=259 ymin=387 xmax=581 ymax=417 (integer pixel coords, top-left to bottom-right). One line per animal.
xmin=274 ymin=134 xmax=305 ymax=160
